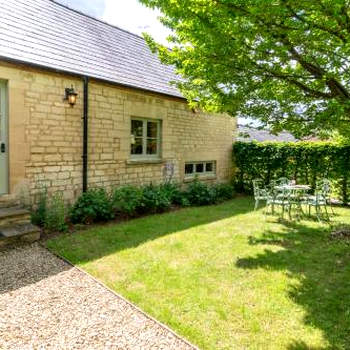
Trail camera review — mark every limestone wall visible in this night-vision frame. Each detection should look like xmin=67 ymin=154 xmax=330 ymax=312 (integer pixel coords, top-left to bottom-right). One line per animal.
xmin=0 ymin=61 xmax=236 ymax=203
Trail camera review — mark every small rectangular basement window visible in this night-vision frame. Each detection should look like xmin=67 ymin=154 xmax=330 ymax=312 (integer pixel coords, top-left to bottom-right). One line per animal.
xmin=185 ymin=161 xmax=216 ymax=177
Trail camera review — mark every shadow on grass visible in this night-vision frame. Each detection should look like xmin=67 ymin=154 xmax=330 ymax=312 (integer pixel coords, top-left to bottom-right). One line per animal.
xmin=287 ymin=340 xmax=326 ymax=350
xmin=237 ymin=222 xmax=350 ymax=349
xmin=47 ymin=197 xmax=253 ymax=265
xmin=1 ymin=197 xmax=252 ymax=296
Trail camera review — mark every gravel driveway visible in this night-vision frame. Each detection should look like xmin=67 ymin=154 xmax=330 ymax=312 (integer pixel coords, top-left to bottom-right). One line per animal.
xmin=0 ymin=244 xmax=195 ymax=350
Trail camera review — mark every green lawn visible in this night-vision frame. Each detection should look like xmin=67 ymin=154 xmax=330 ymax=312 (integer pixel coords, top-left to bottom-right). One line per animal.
xmin=47 ymin=197 xmax=350 ymax=349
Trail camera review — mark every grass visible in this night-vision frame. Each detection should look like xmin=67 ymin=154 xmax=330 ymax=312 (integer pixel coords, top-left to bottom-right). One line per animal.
xmin=46 ymin=197 xmax=350 ymax=349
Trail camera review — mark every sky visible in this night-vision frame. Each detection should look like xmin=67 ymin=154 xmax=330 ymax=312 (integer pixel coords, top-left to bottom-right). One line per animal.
xmin=57 ymin=0 xmax=171 ymax=44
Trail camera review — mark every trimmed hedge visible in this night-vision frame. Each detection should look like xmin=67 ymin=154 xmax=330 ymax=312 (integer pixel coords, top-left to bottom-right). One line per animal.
xmin=233 ymin=141 xmax=350 ymax=205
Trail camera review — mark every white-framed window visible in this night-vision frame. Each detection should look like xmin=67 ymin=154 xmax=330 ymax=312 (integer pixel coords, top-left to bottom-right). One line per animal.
xmin=185 ymin=161 xmax=216 ymax=177
xmin=130 ymin=118 xmax=161 ymax=159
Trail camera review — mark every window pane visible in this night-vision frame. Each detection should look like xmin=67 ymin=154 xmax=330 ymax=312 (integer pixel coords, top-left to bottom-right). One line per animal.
xmin=131 ymin=138 xmax=143 ymax=155
xmin=131 ymin=120 xmax=143 ymax=137
xmin=196 ymin=163 xmax=204 ymax=173
xmin=206 ymin=162 xmax=213 ymax=172
xmin=147 ymin=121 xmax=158 ymax=138
xmin=185 ymin=164 xmax=194 ymax=174
xmin=146 ymin=139 xmax=158 ymax=155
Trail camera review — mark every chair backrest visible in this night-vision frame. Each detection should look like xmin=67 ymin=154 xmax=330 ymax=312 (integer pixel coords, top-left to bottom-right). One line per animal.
xmin=316 ymin=178 xmax=331 ymax=199
xmin=252 ymin=179 xmax=266 ymax=199
xmin=269 ymin=179 xmax=278 ymax=195
xmin=252 ymin=179 xmax=263 ymax=192
xmin=277 ymin=177 xmax=289 ymax=185
xmin=269 ymin=178 xmax=289 ymax=196
xmin=253 ymin=179 xmax=269 ymax=199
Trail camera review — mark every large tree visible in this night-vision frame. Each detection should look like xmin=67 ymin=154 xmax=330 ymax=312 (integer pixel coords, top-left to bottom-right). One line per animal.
xmin=140 ymin=0 xmax=350 ymax=138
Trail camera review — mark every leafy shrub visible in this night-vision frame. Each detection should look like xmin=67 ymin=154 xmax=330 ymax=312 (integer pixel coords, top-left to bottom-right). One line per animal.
xmin=31 ymin=189 xmax=47 ymax=227
xmin=112 ymin=183 xmax=189 ymax=216
xmin=70 ymin=188 xmax=114 ymax=224
xmin=159 ymin=182 xmax=190 ymax=206
xmin=66 ymin=181 xmax=234 ymax=226
xmin=214 ymin=183 xmax=235 ymax=201
xmin=141 ymin=184 xmax=172 ymax=213
xmin=45 ymin=192 xmax=67 ymax=232
xmin=112 ymin=185 xmax=143 ymax=216
xmin=185 ymin=179 xmax=217 ymax=206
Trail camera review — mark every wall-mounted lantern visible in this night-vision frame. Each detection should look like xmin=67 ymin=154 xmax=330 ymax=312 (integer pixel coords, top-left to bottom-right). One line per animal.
xmin=64 ymin=85 xmax=78 ymax=106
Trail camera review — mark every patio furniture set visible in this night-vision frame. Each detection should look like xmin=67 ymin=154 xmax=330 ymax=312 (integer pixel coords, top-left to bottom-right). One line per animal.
xmin=253 ymin=178 xmax=334 ymax=221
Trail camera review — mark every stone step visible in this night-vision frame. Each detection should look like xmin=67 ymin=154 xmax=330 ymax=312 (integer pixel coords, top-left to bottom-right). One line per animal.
xmin=0 ymin=206 xmax=31 ymax=227
xmin=0 ymin=223 xmax=41 ymax=249
xmin=0 ymin=195 xmax=19 ymax=208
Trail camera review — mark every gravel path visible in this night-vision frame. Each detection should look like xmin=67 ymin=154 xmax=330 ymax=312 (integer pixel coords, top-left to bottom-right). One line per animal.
xmin=0 ymin=244 xmax=195 ymax=350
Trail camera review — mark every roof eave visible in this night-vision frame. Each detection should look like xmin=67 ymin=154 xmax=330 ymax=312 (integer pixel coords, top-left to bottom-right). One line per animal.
xmin=0 ymin=55 xmax=186 ymax=102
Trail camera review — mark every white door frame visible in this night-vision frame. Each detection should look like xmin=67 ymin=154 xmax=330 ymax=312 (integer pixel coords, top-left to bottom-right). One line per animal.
xmin=0 ymin=81 xmax=8 ymax=195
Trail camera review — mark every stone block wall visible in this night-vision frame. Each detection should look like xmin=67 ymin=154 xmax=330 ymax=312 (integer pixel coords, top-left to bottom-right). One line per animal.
xmin=0 ymin=61 xmax=236 ymax=203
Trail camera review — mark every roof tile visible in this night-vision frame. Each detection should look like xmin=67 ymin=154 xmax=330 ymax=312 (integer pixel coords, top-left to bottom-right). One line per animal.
xmin=0 ymin=0 xmax=183 ymax=98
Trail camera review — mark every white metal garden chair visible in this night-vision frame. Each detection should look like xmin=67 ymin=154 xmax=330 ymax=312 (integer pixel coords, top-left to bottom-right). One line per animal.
xmin=265 ymin=186 xmax=292 ymax=219
xmin=252 ymin=179 xmax=270 ymax=210
xmin=306 ymin=179 xmax=332 ymax=221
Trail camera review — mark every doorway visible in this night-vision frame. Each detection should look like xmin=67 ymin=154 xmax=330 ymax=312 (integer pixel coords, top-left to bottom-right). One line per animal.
xmin=0 ymin=81 xmax=8 ymax=195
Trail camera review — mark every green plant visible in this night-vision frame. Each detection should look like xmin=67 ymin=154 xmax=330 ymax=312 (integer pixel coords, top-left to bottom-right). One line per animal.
xmin=31 ymin=189 xmax=48 ymax=227
xmin=70 ymin=188 xmax=114 ymax=224
xmin=233 ymin=141 xmax=350 ymax=205
xmin=141 ymin=184 xmax=172 ymax=213
xmin=45 ymin=192 xmax=67 ymax=232
xmin=185 ymin=179 xmax=217 ymax=206
xmin=112 ymin=185 xmax=144 ymax=216
xmin=159 ymin=182 xmax=190 ymax=207
xmin=213 ymin=183 xmax=235 ymax=201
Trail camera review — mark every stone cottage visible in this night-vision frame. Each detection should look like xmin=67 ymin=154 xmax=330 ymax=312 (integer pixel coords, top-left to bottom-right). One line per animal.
xmin=0 ymin=0 xmax=236 ymax=206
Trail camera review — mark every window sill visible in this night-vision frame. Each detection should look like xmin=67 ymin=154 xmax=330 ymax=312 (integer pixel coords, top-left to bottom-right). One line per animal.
xmin=183 ymin=174 xmax=217 ymax=183
xmin=126 ymin=158 xmax=165 ymax=165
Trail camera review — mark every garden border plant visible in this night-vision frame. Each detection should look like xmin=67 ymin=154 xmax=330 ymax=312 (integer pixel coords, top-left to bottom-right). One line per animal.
xmin=31 ymin=188 xmax=68 ymax=233
xmin=233 ymin=141 xmax=350 ymax=205
xmin=32 ymin=180 xmax=235 ymax=231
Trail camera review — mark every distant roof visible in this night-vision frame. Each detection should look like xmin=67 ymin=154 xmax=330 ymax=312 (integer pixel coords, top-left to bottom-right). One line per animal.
xmin=0 ymin=0 xmax=183 ymax=98
xmin=237 ymin=125 xmax=298 ymax=142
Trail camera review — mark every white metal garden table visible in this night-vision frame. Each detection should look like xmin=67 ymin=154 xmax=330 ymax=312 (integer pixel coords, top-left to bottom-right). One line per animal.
xmin=274 ymin=184 xmax=311 ymax=192
xmin=273 ymin=184 xmax=311 ymax=220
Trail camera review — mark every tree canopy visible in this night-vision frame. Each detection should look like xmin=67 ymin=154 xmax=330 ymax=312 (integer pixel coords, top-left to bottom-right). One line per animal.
xmin=140 ymin=0 xmax=350 ymax=138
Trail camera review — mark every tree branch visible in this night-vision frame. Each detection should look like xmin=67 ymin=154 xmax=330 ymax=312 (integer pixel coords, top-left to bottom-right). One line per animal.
xmin=263 ymin=71 xmax=336 ymax=99
xmin=340 ymin=5 xmax=350 ymax=32
xmin=318 ymin=1 xmax=350 ymax=36
xmin=285 ymin=3 xmax=347 ymax=43
xmin=281 ymin=37 xmax=350 ymax=99
xmin=213 ymin=0 xmax=350 ymax=99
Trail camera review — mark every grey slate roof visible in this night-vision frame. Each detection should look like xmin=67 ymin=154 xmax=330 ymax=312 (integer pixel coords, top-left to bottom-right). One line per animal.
xmin=0 ymin=0 xmax=183 ymax=98
xmin=237 ymin=125 xmax=298 ymax=142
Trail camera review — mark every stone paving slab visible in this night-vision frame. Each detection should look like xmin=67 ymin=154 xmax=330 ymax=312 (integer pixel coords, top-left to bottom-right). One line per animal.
xmin=0 ymin=244 xmax=196 ymax=350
